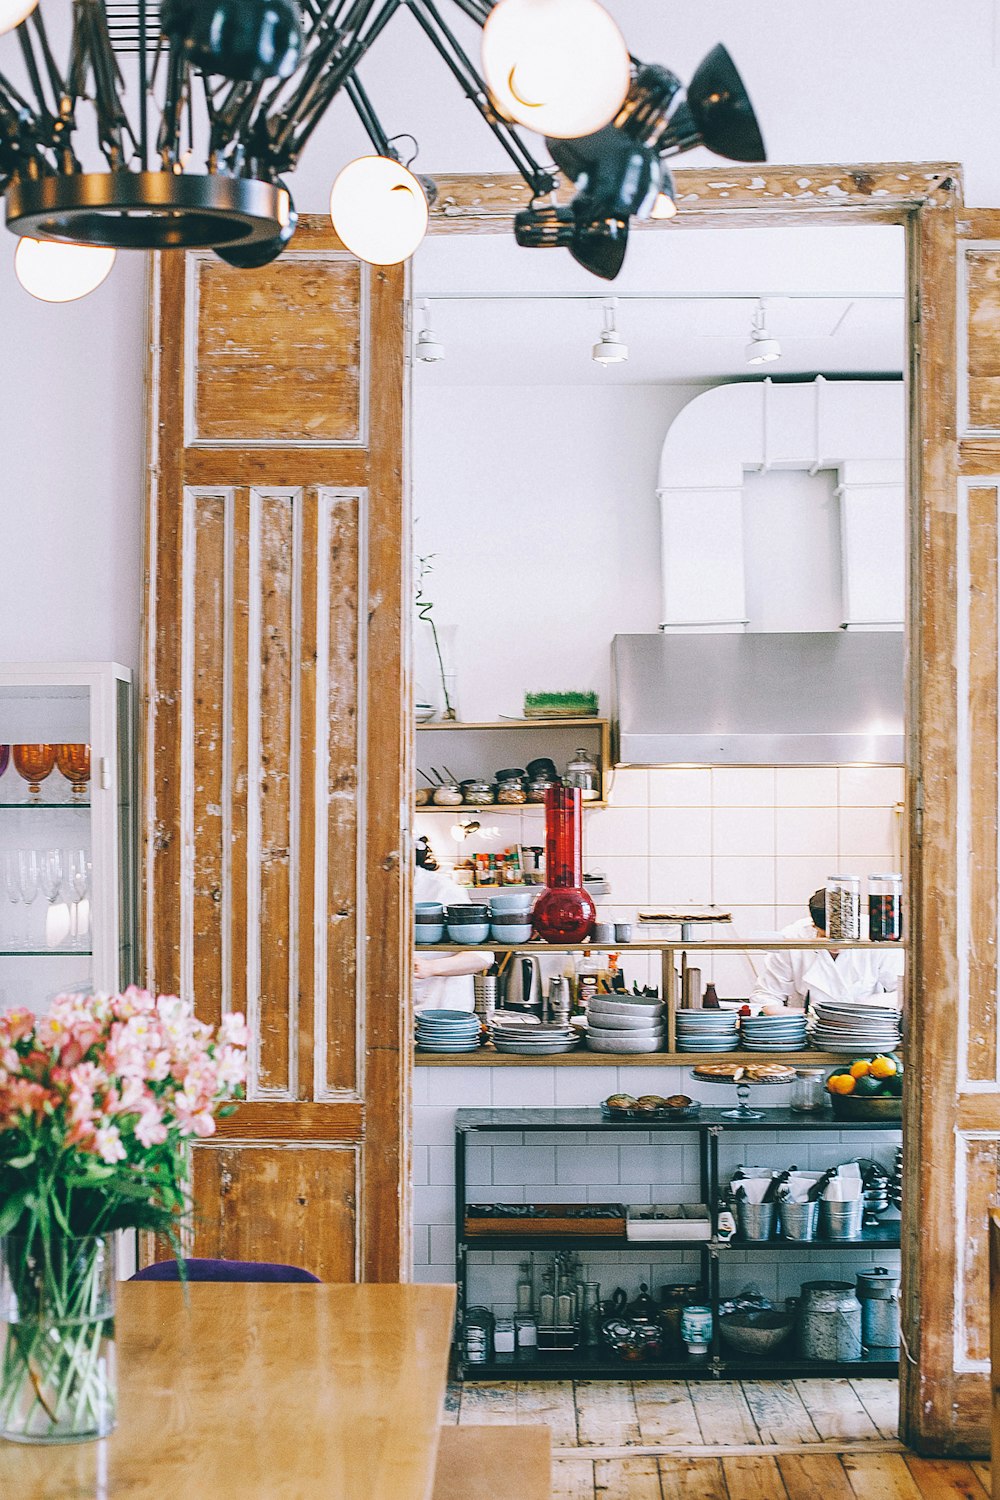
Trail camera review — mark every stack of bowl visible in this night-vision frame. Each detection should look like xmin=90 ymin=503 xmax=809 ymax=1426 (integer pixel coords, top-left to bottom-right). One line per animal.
xmin=585 ymin=995 xmax=666 ymax=1054
xmin=415 ymin=1008 xmax=482 ymax=1053
xmin=740 ymin=1012 xmax=808 ymax=1051
xmin=488 ymin=887 xmax=535 ymax=943
xmin=675 ymin=1010 xmax=739 ymax=1053
xmin=446 ymin=903 xmax=490 ymax=944
xmin=415 ymin=902 xmax=445 ymax=944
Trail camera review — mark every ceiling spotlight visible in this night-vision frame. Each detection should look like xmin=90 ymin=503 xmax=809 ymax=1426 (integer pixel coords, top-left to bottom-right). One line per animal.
xmin=15 ymin=237 xmax=116 ymax=302
xmin=745 ymin=300 xmax=781 ymax=365
xmin=650 ymin=44 xmax=766 ymax=162
xmin=415 ymin=300 xmax=445 ymax=363
xmin=592 ymin=298 xmax=628 ymax=365
xmin=329 ymin=155 xmax=429 ymax=266
xmin=481 ymin=0 xmax=631 ymax=140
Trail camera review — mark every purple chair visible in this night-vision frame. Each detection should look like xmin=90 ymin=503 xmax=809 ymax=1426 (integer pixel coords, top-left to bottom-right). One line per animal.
xmin=131 ymin=1257 xmax=319 ymax=1283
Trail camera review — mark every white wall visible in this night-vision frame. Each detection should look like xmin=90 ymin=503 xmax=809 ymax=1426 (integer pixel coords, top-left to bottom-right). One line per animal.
xmin=413 ymin=382 xmax=704 ymax=721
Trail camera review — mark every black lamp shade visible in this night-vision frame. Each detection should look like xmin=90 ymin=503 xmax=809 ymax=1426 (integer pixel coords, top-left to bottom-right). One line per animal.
xmin=615 ymin=63 xmax=684 ymax=150
xmin=162 ymin=0 xmax=303 ymax=81
xmin=547 ymin=127 xmax=659 ymax=221
xmin=569 ymin=215 xmax=628 ymax=281
xmin=657 ymin=43 xmax=765 ymax=162
xmin=215 ymin=190 xmax=298 ymax=266
xmin=514 ymin=203 xmax=575 ymax=248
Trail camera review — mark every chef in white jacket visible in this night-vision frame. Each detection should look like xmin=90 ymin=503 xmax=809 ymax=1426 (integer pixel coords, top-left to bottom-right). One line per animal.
xmin=750 ymin=890 xmax=903 ymax=1012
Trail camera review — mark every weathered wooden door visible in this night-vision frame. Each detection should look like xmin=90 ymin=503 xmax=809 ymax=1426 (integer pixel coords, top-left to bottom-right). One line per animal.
xmin=143 ymin=217 xmax=410 ymax=1281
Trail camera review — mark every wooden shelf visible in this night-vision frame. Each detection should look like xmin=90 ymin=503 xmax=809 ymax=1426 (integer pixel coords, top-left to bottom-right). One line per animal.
xmin=416 ymin=939 xmax=906 ymax=952
xmin=416 ymin=717 xmax=606 ymax=731
xmin=415 ymin=802 xmax=608 ymax=812
xmin=414 ymin=1050 xmax=851 ymax=1067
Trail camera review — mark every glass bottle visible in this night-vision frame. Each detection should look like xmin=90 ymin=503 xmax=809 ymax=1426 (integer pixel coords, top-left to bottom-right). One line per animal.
xmin=868 ymin=873 xmax=903 ymax=941
xmin=565 ymin=748 xmax=600 ymax=801
xmin=532 ymin=785 xmax=596 ymax=943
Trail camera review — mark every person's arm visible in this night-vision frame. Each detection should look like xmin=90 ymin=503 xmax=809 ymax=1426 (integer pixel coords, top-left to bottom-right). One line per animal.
xmin=749 ymin=949 xmax=798 ymax=1005
xmin=874 ymin=947 xmax=905 ymax=993
xmin=414 ymin=951 xmax=495 ymax=980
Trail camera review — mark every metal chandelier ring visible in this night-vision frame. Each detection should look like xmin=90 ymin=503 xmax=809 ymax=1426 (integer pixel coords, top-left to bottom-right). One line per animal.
xmin=5 ymin=173 xmax=293 ymax=251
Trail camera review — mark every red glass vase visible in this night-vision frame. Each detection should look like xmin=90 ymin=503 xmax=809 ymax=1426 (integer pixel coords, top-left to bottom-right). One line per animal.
xmin=532 ymin=785 xmax=596 ymax=944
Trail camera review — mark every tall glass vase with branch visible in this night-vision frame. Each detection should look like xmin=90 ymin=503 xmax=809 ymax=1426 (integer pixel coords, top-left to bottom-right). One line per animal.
xmin=415 ymin=554 xmax=456 ymax=721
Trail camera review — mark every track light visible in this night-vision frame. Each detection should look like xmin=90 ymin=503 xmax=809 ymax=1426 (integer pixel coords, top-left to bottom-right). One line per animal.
xmin=15 ymin=237 xmax=116 ymax=302
xmin=329 ymin=156 xmax=430 ymax=266
xmin=592 ymin=298 xmax=628 ymax=365
xmin=415 ymin=300 xmax=445 ymax=363
xmin=481 ymin=0 xmax=631 ymax=140
xmin=745 ymin=300 xmax=781 ymax=365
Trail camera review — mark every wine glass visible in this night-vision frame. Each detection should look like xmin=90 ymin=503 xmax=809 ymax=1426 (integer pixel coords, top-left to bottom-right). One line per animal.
xmin=12 ymin=745 xmax=56 ymax=803
xmin=17 ymin=849 xmax=39 ymax=948
xmin=55 ymin=744 xmax=91 ymax=801
xmin=0 ymin=746 xmax=9 ymax=780
xmin=2 ymin=851 xmax=21 ymax=947
xmin=66 ymin=848 xmax=92 ymax=944
xmin=40 ymin=848 xmax=69 ymax=948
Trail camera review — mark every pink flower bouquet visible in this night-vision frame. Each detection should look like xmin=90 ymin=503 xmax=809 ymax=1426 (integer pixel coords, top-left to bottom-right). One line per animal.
xmin=0 ymin=988 xmax=247 ymax=1443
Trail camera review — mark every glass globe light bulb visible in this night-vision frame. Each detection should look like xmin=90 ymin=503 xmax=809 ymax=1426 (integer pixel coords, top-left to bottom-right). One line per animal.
xmin=482 ymin=0 xmax=630 ymax=139
xmin=329 ymin=156 xmax=429 ymax=266
xmin=0 ymin=0 xmax=37 ymax=36
xmin=15 ymin=238 xmax=116 ymax=303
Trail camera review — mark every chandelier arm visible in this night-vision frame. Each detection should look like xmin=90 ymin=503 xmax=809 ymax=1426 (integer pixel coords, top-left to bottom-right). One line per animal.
xmin=405 ymin=0 xmax=557 ymax=196
xmin=86 ymin=0 xmax=136 ymax=166
xmin=156 ymin=41 xmax=189 ymax=168
xmin=446 ymin=0 xmax=493 ymax=25
xmin=27 ymin=9 xmax=66 ymax=109
xmin=263 ymin=0 xmax=385 ymax=163
xmin=343 ymin=74 xmax=392 ymax=157
xmin=17 ymin=27 xmax=55 ymax=132
xmin=210 ymin=79 xmax=266 ymax=164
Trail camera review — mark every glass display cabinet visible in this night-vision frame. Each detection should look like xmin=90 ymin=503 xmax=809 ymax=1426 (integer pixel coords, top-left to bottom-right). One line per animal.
xmin=0 ymin=663 xmax=136 ymax=1017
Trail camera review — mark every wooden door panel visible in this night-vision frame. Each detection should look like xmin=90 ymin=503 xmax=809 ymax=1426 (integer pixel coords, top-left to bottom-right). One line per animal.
xmin=192 ymin=1145 xmax=358 ymax=1282
xmin=145 ymin=224 xmax=409 ymax=1283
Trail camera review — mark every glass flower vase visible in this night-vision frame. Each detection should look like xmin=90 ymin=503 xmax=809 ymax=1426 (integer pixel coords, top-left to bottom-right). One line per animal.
xmin=532 ymin=784 xmax=596 ymax=943
xmin=0 ymin=1233 xmax=117 ymax=1444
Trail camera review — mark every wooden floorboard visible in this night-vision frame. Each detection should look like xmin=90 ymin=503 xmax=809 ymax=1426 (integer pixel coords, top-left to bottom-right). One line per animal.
xmin=778 ymin=1452 xmax=859 ymax=1500
xmin=902 ymin=1456 xmax=991 ymax=1499
xmin=657 ymin=1456 xmax=729 ymax=1500
xmin=632 ymin=1381 xmax=704 ymax=1446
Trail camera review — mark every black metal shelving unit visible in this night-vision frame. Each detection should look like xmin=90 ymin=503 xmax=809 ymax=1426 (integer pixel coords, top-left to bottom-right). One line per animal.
xmin=454 ymin=1106 xmax=902 ymax=1382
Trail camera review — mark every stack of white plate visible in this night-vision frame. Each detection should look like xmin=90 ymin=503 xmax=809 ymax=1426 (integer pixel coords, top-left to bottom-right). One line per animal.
xmin=415 ymin=1009 xmax=481 ymax=1053
xmin=739 ymin=1013 xmax=809 ymax=1051
xmin=810 ymin=999 xmax=902 ymax=1053
xmin=585 ymin=996 xmax=666 ymax=1054
xmin=675 ymin=1010 xmax=739 ymax=1053
xmin=492 ymin=1019 xmax=580 ymax=1056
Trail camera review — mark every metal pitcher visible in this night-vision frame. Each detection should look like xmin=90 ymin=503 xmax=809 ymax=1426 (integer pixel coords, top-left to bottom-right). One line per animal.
xmin=856 ymin=1267 xmax=900 ymax=1350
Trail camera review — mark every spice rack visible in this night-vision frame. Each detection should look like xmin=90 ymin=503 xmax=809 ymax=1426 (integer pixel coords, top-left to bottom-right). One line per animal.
xmin=415 ymin=717 xmax=611 ymax=809
xmin=454 ymin=1107 xmax=902 ymax=1382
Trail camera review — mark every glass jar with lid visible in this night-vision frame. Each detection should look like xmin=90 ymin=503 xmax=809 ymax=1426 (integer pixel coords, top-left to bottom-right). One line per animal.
xmin=790 ymin=1068 xmax=827 ymax=1113
xmin=565 ymin=747 xmax=600 ymax=801
xmin=432 ymin=780 xmax=463 ymax=807
xmin=461 ymin=778 xmax=495 ymax=806
xmin=868 ymin=872 xmax=903 ymax=941
xmin=526 ymin=774 xmax=556 ymax=803
xmin=825 ymin=874 xmax=861 ymax=940
xmin=496 ymin=771 xmax=527 ymax=805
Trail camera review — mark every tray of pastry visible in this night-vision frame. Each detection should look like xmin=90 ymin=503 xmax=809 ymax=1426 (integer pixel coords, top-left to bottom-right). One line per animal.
xmin=602 ymin=1093 xmax=702 ymax=1120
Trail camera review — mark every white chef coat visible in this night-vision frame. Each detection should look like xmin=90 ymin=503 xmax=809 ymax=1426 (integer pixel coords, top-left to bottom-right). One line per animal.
xmin=413 ymin=867 xmax=493 ymax=1012
xmin=749 ymin=917 xmax=904 ymax=1011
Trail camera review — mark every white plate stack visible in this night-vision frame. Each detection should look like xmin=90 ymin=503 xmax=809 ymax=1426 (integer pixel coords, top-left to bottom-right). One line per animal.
xmin=414 ymin=1009 xmax=481 ymax=1053
xmin=585 ymin=996 xmax=666 ymax=1054
xmin=492 ymin=1020 xmax=580 ymax=1056
xmin=675 ymin=1010 xmax=739 ymax=1053
xmin=810 ymin=999 xmax=902 ymax=1053
xmin=739 ymin=1013 xmax=809 ymax=1051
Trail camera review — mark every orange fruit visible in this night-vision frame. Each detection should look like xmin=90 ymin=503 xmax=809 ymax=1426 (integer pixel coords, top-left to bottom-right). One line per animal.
xmin=870 ymin=1055 xmax=897 ymax=1079
xmin=827 ymin=1073 xmax=857 ymax=1095
xmin=850 ymin=1060 xmax=872 ymax=1078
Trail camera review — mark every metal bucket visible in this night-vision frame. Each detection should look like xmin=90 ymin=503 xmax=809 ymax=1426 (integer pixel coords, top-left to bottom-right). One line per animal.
xmin=778 ymin=1199 xmax=819 ymax=1241
xmin=818 ymin=1198 xmax=864 ymax=1240
xmin=737 ymin=1198 xmax=776 ymax=1241
xmin=857 ymin=1268 xmax=900 ymax=1350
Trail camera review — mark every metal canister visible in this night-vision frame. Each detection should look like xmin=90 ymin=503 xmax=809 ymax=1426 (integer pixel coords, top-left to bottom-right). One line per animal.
xmin=856 ymin=1267 xmax=900 ymax=1350
xmin=548 ymin=975 xmax=571 ymax=1025
xmin=799 ymin=1280 xmax=863 ymax=1362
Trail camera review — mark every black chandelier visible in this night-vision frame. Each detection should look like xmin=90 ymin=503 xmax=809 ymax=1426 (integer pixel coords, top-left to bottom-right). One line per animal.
xmin=0 ymin=0 xmax=766 ymax=294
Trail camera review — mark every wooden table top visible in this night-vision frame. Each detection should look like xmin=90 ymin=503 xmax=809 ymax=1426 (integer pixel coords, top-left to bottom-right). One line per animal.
xmin=0 ymin=1281 xmax=457 ymax=1499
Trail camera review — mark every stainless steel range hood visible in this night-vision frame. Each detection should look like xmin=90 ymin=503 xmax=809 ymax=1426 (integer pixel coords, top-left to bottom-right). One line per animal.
xmin=612 ymin=632 xmax=904 ymax=766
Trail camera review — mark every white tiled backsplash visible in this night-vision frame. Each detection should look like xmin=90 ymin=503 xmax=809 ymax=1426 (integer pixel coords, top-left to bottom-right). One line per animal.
xmin=415 ymin=764 xmax=904 ymax=995
xmin=412 ymin=1065 xmax=902 ymax=1307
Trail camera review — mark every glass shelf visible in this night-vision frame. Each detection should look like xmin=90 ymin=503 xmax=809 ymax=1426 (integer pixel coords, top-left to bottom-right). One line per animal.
xmin=0 ymin=801 xmax=91 ymax=809
xmin=0 ymin=949 xmax=93 ymax=957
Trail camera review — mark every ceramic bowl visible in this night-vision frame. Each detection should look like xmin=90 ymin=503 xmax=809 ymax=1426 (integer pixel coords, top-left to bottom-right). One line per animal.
xmin=588 ymin=997 xmax=665 ymax=1020
xmin=829 ymin=1093 xmax=902 ymax=1120
xmin=490 ymin=923 xmax=533 ymax=943
xmin=447 ymin=922 xmax=491 ymax=944
xmin=585 ymin=1033 xmax=665 ymax=1054
xmin=488 ymin=888 xmax=536 ymax=913
xmin=446 ymin=905 xmax=490 ymax=922
xmin=584 ymin=1009 xmax=664 ymax=1031
xmin=415 ymin=902 xmax=445 ymax=916
xmin=415 ymin=923 xmax=445 ymax=944
xmin=718 ymin=1310 xmax=793 ymax=1355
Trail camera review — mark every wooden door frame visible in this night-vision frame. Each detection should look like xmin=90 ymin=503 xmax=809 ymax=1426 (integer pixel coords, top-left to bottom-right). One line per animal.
xmin=422 ymin=162 xmax=965 ymax=1452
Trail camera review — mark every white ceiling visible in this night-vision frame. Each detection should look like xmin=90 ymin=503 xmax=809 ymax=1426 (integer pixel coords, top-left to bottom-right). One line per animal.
xmin=412 ymin=223 xmax=906 ymax=386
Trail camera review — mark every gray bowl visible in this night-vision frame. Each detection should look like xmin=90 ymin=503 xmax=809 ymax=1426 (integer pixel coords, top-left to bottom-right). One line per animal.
xmin=718 ymin=1310 xmax=793 ymax=1356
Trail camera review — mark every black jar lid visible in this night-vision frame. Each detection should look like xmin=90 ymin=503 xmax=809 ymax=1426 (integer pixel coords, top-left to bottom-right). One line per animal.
xmin=495 ymin=767 xmax=526 ymax=783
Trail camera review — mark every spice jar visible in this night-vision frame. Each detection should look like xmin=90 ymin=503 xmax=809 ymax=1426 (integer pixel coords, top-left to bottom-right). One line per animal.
xmin=565 ymin=748 xmax=600 ymax=801
xmin=790 ymin=1068 xmax=827 ymax=1113
xmin=432 ymin=781 xmax=463 ymax=807
xmin=527 ymin=774 xmax=556 ymax=803
xmin=868 ymin=872 xmax=903 ymax=941
xmin=825 ymin=874 xmax=861 ymax=940
xmin=496 ymin=775 xmax=527 ymax=805
xmin=461 ymin=778 xmax=496 ymax=806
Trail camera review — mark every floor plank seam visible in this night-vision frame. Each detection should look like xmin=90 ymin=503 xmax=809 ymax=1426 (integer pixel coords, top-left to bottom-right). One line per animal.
xmin=551 ymin=1440 xmax=907 ymax=1458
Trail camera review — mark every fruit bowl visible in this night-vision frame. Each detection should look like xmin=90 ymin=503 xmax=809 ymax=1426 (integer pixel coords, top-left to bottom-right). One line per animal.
xmin=718 ymin=1309 xmax=793 ymax=1356
xmin=829 ymin=1093 xmax=902 ymax=1120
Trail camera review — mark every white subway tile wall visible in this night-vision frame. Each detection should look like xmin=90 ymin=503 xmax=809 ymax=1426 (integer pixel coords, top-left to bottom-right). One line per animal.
xmin=413 ymin=1063 xmax=902 ymax=1293
xmin=414 ymin=763 xmax=904 ymax=966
